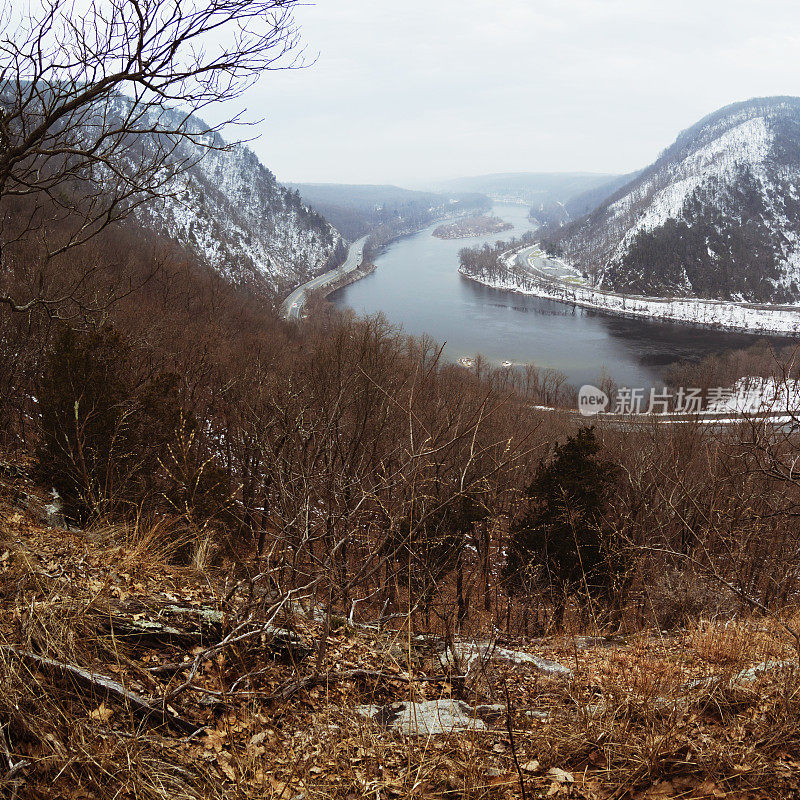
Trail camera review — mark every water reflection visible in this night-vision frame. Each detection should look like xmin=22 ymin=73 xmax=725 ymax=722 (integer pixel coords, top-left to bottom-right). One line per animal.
xmin=331 ymin=203 xmax=795 ymax=389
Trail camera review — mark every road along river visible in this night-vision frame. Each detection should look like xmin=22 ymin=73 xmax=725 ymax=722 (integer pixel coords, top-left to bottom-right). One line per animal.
xmin=282 ymin=236 xmax=369 ymax=320
xmin=330 ymin=203 xmax=794 ymax=389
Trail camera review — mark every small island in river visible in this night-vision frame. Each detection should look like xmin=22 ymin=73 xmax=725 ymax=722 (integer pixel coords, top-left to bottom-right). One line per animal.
xmin=432 ymin=215 xmax=513 ymax=239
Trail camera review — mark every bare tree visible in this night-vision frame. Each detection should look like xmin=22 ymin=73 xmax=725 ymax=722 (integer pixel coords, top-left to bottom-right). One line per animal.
xmin=0 ymin=0 xmax=305 ymax=315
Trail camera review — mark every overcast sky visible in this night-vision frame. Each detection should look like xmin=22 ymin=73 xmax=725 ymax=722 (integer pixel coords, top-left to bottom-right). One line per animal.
xmin=217 ymin=0 xmax=800 ymax=187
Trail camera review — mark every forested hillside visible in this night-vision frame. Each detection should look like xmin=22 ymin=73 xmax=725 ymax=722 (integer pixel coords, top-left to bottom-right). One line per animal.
xmin=289 ymin=182 xmax=489 ymax=241
xmin=6 ymin=207 xmax=800 ymax=795
xmin=125 ymin=106 xmax=345 ymax=297
xmin=546 ymin=97 xmax=800 ymax=302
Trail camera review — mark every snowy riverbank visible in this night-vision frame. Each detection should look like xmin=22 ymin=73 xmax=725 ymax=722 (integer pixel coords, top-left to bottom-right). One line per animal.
xmin=459 ymin=250 xmax=800 ymax=335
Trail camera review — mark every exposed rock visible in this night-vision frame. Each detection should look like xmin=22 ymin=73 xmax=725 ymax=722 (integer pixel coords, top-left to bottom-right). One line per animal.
xmin=356 ymin=699 xmax=506 ymax=736
xmin=25 ymin=488 xmax=65 ymax=529
xmin=484 ymin=767 xmax=505 ymax=778
xmin=287 ymin=600 xmax=327 ymax=623
xmin=101 ymin=603 xmax=308 ymax=657
xmin=441 ymin=640 xmax=571 ymax=677
xmin=388 ymin=644 xmax=406 ymax=661
xmin=44 ymin=490 xmax=64 ymax=528
xmin=525 ymin=710 xmax=552 ymax=721
xmin=684 ymin=659 xmax=796 ymax=691
xmin=734 ymin=660 xmax=795 ymax=683
xmin=105 ymin=617 xmax=187 ymax=643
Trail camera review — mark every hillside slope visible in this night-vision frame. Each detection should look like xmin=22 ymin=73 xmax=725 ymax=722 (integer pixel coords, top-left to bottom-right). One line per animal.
xmin=548 ymin=97 xmax=800 ymax=303
xmin=124 ymin=105 xmax=344 ymax=297
xmin=563 ymin=171 xmax=642 ymax=220
xmin=3 ymin=469 xmax=800 ymax=799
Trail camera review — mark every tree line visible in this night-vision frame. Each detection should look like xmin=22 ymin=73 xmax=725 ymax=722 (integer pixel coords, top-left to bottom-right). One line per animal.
xmin=3 ymin=0 xmax=800 ymax=648
xmin=5 ymin=202 xmax=800 ymax=641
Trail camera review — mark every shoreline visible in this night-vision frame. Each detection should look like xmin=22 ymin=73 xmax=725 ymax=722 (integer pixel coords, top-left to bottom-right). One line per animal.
xmin=282 ymin=235 xmax=370 ymax=319
xmin=365 ymin=205 xmax=493 ymax=257
xmin=319 ymin=261 xmax=377 ymax=299
xmin=432 ymin=215 xmax=513 ymax=240
xmin=458 ymin=245 xmax=800 ymax=336
xmin=459 ymin=268 xmax=800 ymax=336
xmin=285 ymin=205 xmax=492 ymax=320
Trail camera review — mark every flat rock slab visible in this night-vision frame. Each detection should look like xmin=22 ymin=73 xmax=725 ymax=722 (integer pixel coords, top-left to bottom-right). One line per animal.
xmin=734 ymin=660 xmax=795 ymax=683
xmin=684 ymin=660 xmax=796 ymax=691
xmin=356 ymin=699 xmax=506 ymax=736
xmin=441 ymin=641 xmax=571 ymax=677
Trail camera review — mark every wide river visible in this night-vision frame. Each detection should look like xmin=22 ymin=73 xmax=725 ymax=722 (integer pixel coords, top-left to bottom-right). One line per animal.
xmin=331 ymin=203 xmax=794 ymax=389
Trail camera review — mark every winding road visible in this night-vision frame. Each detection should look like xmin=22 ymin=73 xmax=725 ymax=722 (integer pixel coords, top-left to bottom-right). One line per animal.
xmin=281 ymin=235 xmax=369 ymax=320
xmin=516 ymin=245 xmax=585 ymax=282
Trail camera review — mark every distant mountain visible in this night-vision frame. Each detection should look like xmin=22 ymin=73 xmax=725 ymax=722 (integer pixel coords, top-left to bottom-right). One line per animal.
xmin=288 ymin=183 xmax=489 ymax=241
xmin=547 ymin=97 xmax=800 ymax=303
xmin=431 ymin=172 xmax=622 ymax=213
xmin=126 ymin=107 xmax=344 ymax=298
xmin=563 ymin=172 xmax=642 ymax=220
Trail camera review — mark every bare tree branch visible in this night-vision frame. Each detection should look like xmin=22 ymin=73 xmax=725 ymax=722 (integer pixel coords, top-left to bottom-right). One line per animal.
xmin=0 ymin=0 xmax=306 ymax=315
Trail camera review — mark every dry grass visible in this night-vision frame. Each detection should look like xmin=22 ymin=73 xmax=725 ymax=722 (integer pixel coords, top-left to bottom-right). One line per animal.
xmin=687 ymin=617 xmax=794 ymax=668
xmin=3 ymin=487 xmax=800 ymax=799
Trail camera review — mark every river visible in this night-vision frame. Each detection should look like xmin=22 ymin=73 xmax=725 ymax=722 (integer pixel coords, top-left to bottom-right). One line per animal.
xmin=330 ymin=203 xmax=793 ymax=389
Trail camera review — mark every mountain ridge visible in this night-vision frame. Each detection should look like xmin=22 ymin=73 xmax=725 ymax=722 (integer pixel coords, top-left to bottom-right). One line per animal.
xmin=545 ymin=96 xmax=800 ymax=303
xmin=106 ymin=101 xmax=345 ymax=298
xmin=287 ymin=182 xmax=489 ymax=241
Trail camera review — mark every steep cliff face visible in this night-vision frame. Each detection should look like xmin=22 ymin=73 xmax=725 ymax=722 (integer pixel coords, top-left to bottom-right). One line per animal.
xmin=116 ymin=104 xmax=344 ymax=296
xmin=551 ymin=97 xmax=800 ymax=303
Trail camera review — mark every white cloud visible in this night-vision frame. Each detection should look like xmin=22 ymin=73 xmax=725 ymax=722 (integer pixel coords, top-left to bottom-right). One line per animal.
xmin=209 ymin=0 xmax=800 ymax=185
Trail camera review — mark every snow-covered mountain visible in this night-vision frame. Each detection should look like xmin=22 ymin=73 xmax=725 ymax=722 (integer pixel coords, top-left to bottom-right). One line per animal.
xmin=547 ymin=97 xmax=800 ymax=303
xmin=125 ymin=106 xmax=344 ymax=297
